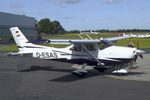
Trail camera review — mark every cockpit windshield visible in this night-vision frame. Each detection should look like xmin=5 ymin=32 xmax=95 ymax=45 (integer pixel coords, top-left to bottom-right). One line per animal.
xmin=99 ymin=40 xmax=113 ymax=50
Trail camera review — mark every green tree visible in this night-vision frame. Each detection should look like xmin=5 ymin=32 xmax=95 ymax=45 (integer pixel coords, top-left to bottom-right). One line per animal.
xmin=51 ymin=20 xmax=65 ymax=34
xmin=37 ymin=18 xmax=65 ymax=34
xmin=38 ymin=18 xmax=52 ymax=34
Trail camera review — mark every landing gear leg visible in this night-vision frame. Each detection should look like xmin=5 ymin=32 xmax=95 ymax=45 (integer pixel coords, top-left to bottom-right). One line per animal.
xmin=72 ymin=64 xmax=88 ymax=77
xmin=94 ymin=67 xmax=107 ymax=72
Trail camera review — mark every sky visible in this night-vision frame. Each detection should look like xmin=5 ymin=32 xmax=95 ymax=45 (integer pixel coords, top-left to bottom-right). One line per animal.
xmin=1 ymin=0 xmax=150 ymax=30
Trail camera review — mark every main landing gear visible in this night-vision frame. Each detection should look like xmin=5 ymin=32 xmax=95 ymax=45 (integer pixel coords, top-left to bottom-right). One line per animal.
xmin=72 ymin=64 xmax=88 ymax=77
xmin=72 ymin=69 xmax=88 ymax=77
xmin=72 ymin=64 xmax=108 ymax=77
xmin=93 ymin=67 xmax=107 ymax=72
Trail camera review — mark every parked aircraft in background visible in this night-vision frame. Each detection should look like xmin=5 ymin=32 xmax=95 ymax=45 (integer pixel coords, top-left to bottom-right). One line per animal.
xmin=123 ymin=33 xmax=150 ymax=38
xmin=90 ymin=30 xmax=98 ymax=34
xmin=80 ymin=30 xmax=98 ymax=34
xmin=137 ymin=34 xmax=150 ymax=38
xmin=9 ymin=27 xmax=145 ymax=76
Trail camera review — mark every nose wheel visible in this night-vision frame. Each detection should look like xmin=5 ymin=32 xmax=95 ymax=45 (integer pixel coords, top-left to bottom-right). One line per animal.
xmin=112 ymin=65 xmax=128 ymax=75
xmin=112 ymin=69 xmax=127 ymax=76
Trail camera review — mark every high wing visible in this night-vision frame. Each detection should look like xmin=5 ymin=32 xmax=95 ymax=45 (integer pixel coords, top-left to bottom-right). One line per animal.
xmin=43 ymin=35 xmax=131 ymax=44
xmin=48 ymin=39 xmax=101 ymax=44
xmin=99 ymin=35 xmax=132 ymax=46
xmin=31 ymin=39 xmax=101 ymax=44
xmin=104 ymin=35 xmax=131 ymax=42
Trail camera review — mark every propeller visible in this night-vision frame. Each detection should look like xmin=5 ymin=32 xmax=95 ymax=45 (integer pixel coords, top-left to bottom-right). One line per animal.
xmin=136 ymin=41 xmax=145 ymax=58
xmin=135 ymin=41 xmax=145 ymax=60
xmin=134 ymin=49 xmax=145 ymax=62
xmin=139 ymin=54 xmax=143 ymax=59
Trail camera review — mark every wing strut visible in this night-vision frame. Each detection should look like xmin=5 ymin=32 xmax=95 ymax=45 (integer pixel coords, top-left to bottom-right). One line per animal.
xmin=85 ymin=34 xmax=92 ymax=40
xmin=80 ymin=44 xmax=104 ymax=66
xmin=78 ymin=34 xmax=84 ymax=40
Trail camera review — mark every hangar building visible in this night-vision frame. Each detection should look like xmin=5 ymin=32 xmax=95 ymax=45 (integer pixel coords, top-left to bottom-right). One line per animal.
xmin=0 ymin=12 xmax=38 ymax=43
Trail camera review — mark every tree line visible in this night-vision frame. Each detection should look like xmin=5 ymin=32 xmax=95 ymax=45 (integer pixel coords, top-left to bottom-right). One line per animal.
xmin=37 ymin=18 xmax=150 ymax=34
xmin=68 ymin=29 xmax=150 ymax=33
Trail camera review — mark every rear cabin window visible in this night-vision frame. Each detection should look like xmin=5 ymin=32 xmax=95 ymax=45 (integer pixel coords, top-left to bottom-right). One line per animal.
xmin=85 ymin=44 xmax=96 ymax=51
xmin=70 ymin=44 xmax=82 ymax=51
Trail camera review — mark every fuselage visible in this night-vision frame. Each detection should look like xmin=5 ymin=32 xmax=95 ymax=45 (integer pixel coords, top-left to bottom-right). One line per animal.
xmin=20 ymin=43 xmax=136 ymax=66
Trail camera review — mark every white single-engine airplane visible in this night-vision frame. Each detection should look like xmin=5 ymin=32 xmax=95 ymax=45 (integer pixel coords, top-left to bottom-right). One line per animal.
xmin=9 ymin=27 xmax=145 ymax=76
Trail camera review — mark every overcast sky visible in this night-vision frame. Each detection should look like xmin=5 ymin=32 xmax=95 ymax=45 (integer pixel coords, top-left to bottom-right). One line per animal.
xmin=1 ymin=0 xmax=150 ymax=30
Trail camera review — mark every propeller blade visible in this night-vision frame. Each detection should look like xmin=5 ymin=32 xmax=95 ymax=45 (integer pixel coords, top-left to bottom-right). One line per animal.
xmin=136 ymin=49 xmax=145 ymax=54
xmin=139 ymin=54 xmax=143 ymax=59
xmin=133 ymin=49 xmax=145 ymax=62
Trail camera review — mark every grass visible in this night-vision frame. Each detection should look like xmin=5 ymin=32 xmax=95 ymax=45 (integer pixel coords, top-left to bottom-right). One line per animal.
xmin=0 ymin=44 xmax=70 ymax=52
xmin=42 ymin=33 xmax=117 ymax=39
xmin=0 ymin=33 xmax=150 ymax=52
xmin=115 ymin=38 xmax=150 ymax=48
xmin=0 ymin=44 xmax=18 ymax=52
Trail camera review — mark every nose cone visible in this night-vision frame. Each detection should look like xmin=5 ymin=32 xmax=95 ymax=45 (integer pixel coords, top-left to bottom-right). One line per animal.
xmin=129 ymin=48 xmax=145 ymax=59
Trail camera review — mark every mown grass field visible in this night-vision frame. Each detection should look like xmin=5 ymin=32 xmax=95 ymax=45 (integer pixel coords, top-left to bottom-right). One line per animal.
xmin=0 ymin=33 xmax=150 ymax=52
xmin=116 ymin=38 xmax=150 ymax=48
xmin=42 ymin=33 xmax=117 ymax=39
xmin=0 ymin=44 xmax=18 ymax=52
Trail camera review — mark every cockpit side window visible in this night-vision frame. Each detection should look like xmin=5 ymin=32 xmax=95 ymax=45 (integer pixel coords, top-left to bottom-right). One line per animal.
xmin=70 ymin=44 xmax=82 ymax=51
xmin=70 ymin=44 xmax=97 ymax=51
xmin=85 ymin=44 xmax=96 ymax=51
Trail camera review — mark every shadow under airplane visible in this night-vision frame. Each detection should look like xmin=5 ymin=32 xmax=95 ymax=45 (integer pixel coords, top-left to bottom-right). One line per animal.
xmin=18 ymin=65 xmax=105 ymax=82
xmin=18 ymin=65 xmax=73 ymax=73
xmin=17 ymin=65 xmax=146 ymax=82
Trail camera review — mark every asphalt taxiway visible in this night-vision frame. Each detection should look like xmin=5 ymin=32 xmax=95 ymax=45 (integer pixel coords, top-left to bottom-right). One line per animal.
xmin=107 ymin=54 xmax=150 ymax=82
xmin=0 ymin=52 xmax=150 ymax=100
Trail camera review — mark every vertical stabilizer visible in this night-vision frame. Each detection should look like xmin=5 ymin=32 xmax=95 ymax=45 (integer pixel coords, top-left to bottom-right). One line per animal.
xmin=10 ymin=27 xmax=29 ymax=47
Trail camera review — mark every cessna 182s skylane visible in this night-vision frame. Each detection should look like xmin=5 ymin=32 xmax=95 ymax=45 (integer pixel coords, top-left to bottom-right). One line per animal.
xmin=9 ymin=27 xmax=145 ymax=76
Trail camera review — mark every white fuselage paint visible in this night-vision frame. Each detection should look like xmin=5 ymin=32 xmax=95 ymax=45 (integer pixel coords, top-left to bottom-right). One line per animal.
xmin=24 ymin=44 xmax=137 ymax=63
xmin=10 ymin=27 xmax=138 ymax=67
